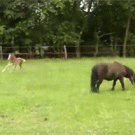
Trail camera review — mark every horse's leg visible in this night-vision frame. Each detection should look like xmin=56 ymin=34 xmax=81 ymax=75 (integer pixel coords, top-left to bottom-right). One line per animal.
xmin=96 ymin=79 xmax=103 ymax=92
xmin=111 ymin=79 xmax=117 ymax=91
xmin=119 ymin=78 xmax=125 ymax=90
xmin=91 ymin=71 xmax=98 ymax=92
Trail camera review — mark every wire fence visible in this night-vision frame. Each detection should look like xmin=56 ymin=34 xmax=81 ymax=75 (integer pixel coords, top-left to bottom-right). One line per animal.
xmin=1 ymin=45 xmax=135 ymax=60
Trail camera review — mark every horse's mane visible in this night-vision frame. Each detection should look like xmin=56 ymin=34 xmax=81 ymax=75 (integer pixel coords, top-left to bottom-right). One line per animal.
xmin=113 ymin=61 xmax=134 ymax=75
xmin=11 ymin=54 xmax=16 ymax=58
xmin=113 ymin=61 xmax=123 ymax=66
xmin=113 ymin=61 xmax=121 ymax=64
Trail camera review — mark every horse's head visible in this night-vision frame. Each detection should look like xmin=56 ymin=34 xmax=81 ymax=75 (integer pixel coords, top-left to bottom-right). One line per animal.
xmin=132 ymin=73 xmax=135 ymax=85
xmin=129 ymin=73 xmax=135 ymax=86
xmin=124 ymin=65 xmax=135 ymax=86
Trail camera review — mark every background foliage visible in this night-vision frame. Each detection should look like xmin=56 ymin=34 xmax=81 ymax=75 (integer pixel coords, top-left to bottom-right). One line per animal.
xmin=0 ymin=0 xmax=135 ymax=57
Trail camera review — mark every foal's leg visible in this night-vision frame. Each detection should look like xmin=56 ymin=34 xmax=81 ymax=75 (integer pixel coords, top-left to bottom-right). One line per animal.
xmin=119 ymin=78 xmax=125 ymax=90
xmin=111 ymin=79 xmax=117 ymax=91
xmin=19 ymin=63 xmax=22 ymax=69
xmin=14 ymin=64 xmax=17 ymax=69
xmin=2 ymin=62 xmax=12 ymax=72
xmin=10 ymin=64 xmax=16 ymax=72
xmin=19 ymin=61 xmax=23 ymax=69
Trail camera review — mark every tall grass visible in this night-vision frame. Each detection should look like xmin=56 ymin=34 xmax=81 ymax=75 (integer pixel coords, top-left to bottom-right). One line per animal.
xmin=0 ymin=58 xmax=135 ymax=134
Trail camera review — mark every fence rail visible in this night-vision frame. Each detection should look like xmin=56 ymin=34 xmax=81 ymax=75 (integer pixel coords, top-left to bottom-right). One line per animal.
xmin=1 ymin=45 xmax=135 ymax=60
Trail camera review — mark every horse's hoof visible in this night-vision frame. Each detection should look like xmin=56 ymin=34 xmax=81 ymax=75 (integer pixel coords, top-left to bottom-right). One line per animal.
xmin=93 ymin=90 xmax=99 ymax=93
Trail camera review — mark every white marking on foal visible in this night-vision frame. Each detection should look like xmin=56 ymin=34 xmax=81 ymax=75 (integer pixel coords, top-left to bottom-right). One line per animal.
xmin=8 ymin=54 xmax=11 ymax=61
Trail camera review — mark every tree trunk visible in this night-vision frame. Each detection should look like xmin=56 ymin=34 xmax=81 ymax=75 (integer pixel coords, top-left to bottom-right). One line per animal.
xmin=76 ymin=45 xmax=80 ymax=58
xmin=75 ymin=33 xmax=81 ymax=58
xmin=73 ymin=0 xmax=95 ymax=58
xmin=123 ymin=17 xmax=130 ymax=57
xmin=64 ymin=45 xmax=67 ymax=59
xmin=88 ymin=0 xmax=95 ymax=12
xmin=113 ymin=37 xmax=117 ymax=56
xmin=93 ymin=30 xmax=100 ymax=57
xmin=94 ymin=44 xmax=99 ymax=57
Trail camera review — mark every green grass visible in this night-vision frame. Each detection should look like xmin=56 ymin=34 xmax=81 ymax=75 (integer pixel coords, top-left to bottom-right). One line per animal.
xmin=0 ymin=57 xmax=135 ymax=134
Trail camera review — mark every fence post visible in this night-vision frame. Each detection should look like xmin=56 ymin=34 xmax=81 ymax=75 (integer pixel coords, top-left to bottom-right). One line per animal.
xmin=29 ymin=46 xmax=32 ymax=59
xmin=64 ymin=45 xmax=67 ymax=59
xmin=0 ymin=46 xmax=3 ymax=62
xmin=40 ymin=46 xmax=44 ymax=58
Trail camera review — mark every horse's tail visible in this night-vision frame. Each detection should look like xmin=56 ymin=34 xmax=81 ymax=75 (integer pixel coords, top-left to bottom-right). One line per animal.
xmin=91 ymin=68 xmax=98 ymax=92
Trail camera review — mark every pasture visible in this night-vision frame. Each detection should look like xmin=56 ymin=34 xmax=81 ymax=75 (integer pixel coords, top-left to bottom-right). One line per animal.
xmin=0 ymin=57 xmax=135 ymax=134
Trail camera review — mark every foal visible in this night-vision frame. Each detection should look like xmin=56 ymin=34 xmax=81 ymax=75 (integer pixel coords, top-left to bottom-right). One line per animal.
xmin=2 ymin=53 xmax=26 ymax=72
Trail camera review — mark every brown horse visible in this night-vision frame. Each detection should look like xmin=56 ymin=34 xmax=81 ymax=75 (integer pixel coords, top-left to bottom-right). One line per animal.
xmin=91 ymin=61 xmax=135 ymax=92
xmin=2 ymin=53 xmax=26 ymax=72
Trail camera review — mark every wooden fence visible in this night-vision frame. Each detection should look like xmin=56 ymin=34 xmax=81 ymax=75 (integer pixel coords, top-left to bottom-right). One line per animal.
xmin=1 ymin=44 xmax=135 ymax=60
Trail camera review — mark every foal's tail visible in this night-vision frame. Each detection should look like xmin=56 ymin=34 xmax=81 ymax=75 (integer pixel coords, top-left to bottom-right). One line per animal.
xmin=22 ymin=59 xmax=26 ymax=62
xmin=91 ymin=68 xmax=98 ymax=92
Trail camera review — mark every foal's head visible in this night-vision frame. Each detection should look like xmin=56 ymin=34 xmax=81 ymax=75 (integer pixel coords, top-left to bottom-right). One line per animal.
xmin=8 ymin=53 xmax=15 ymax=61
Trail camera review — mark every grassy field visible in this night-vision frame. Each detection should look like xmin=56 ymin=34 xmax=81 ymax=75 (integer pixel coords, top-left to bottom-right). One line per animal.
xmin=0 ymin=57 xmax=135 ymax=134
